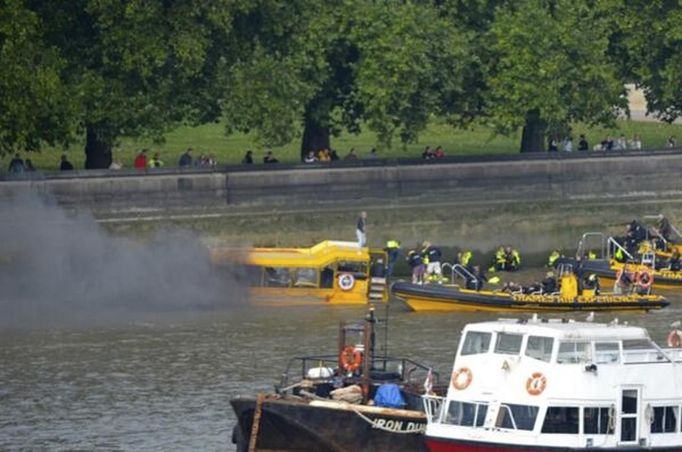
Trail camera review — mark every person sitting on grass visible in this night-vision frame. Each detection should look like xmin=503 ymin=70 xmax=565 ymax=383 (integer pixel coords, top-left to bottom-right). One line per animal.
xmin=304 ymin=151 xmax=318 ymax=163
xmin=263 ymin=151 xmax=279 ymax=164
xmin=242 ymin=150 xmax=254 ymax=164
xmin=178 ymin=148 xmax=193 ymax=167
xmin=344 ymin=148 xmax=358 ymax=160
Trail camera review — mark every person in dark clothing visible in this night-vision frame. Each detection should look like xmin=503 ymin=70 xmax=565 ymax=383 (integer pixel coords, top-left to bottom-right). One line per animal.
xmin=330 ymin=149 xmax=339 ymax=161
xmin=178 ymin=148 xmax=193 ymax=167
xmin=656 ymin=214 xmax=674 ymax=243
xmin=24 ymin=159 xmax=36 ymax=171
xmin=384 ymin=240 xmax=401 ymax=278
xmin=465 ymin=266 xmax=486 ymax=291
xmin=669 ymin=250 xmax=681 ymax=272
xmin=60 ymin=154 xmax=74 ymax=171
xmin=8 ymin=153 xmax=25 ymax=173
xmin=263 ymin=151 xmax=279 ymax=164
xmin=578 ymin=135 xmax=589 ymax=151
xmin=242 ymin=150 xmax=254 ymax=164
xmin=422 ymin=241 xmax=443 ymax=283
xmin=407 ymin=250 xmax=426 ymax=284
xmin=541 ymin=272 xmax=558 ymax=294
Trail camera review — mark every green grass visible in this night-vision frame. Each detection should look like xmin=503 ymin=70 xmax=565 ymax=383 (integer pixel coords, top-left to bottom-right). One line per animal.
xmin=3 ymin=118 xmax=682 ymax=171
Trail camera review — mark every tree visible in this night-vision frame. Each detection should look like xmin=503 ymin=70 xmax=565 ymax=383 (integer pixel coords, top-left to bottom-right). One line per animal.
xmin=614 ymin=0 xmax=682 ymax=122
xmin=483 ymin=0 xmax=627 ymax=152
xmin=0 ymin=0 xmax=73 ymax=155
xmin=17 ymin=0 xmax=248 ymax=168
xmin=222 ymin=0 xmax=473 ymax=159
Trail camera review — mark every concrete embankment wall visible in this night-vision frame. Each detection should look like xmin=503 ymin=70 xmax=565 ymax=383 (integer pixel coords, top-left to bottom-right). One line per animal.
xmin=1 ymin=152 xmax=681 ymax=212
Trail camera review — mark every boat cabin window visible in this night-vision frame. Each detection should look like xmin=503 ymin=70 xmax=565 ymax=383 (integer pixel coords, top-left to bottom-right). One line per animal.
xmin=557 ymin=341 xmax=591 ymax=364
xmin=525 ymin=336 xmax=554 ymax=362
xmin=651 ymin=406 xmax=678 ymax=433
xmin=622 ymin=339 xmax=653 ymax=350
xmin=583 ymin=406 xmax=614 ymax=434
xmin=541 ymin=406 xmax=579 ymax=433
xmin=594 ymin=342 xmax=620 ymax=364
xmin=264 ymin=267 xmax=291 ymax=287
xmin=292 ymin=268 xmax=318 ymax=287
xmin=461 ymin=331 xmax=491 ymax=356
xmin=496 ymin=404 xmax=539 ymax=431
xmin=494 ymin=333 xmax=523 ymax=355
xmin=337 ymin=261 xmax=367 ymax=276
xmin=444 ymin=401 xmax=488 ymax=427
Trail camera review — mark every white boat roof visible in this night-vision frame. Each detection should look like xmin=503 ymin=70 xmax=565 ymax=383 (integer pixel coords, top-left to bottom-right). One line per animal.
xmin=463 ymin=318 xmax=650 ymax=341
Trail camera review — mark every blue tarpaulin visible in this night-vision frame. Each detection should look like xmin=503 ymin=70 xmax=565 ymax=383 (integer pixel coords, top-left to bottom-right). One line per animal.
xmin=373 ymin=384 xmax=405 ymax=408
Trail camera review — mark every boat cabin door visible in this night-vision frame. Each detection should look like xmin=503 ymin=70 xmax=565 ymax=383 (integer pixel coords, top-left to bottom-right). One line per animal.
xmin=618 ymin=387 xmax=644 ymax=447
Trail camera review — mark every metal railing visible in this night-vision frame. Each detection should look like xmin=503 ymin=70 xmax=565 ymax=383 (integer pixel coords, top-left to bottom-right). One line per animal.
xmin=577 ymin=232 xmax=607 ymax=259
xmin=440 ymin=262 xmax=477 ymax=286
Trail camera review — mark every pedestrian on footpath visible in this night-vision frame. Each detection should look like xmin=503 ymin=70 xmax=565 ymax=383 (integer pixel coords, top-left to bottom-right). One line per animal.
xmin=356 ymin=211 xmax=367 ymax=247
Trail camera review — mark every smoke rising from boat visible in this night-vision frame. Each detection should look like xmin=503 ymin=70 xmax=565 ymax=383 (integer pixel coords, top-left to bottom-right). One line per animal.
xmin=0 ymin=194 xmax=247 ymax=329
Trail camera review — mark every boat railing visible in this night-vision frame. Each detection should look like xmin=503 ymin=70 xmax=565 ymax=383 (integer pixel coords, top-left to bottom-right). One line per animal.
xmin=422 ymin=394 xmax=445 ymax=423
xmin=577 ymin=232 xmax=606 ymax=259
xmin=278 ymin=354 xmax=440 ymax=392
xmin=606 ymin=236 xmax=634 ymax=261
xmin=441 ymin=262 xmax=476 ymax=285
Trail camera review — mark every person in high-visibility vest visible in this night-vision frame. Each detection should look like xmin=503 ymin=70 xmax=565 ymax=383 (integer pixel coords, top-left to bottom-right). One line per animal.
xmin=458 ymin=250 xmax=473 ymax=269
xmin=547 ymin=249 xmax=561 ymax=268
xmin=384 ymin=240 xmax=401 ymax=277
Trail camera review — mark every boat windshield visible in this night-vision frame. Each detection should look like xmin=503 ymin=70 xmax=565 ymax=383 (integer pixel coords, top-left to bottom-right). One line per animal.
xmin=444 ymin=401 xmax=488 ymax=427
xmin=557 ymin=341 xmax=592 ymax=364
xmin=494 ymin=333 xmax=523 ymax=355
xmin=460 ymin=331 xmax=492 ymax=355
xmin=525 ymin=336 xmax=554 ymax=362
xmin=496 ymin=403 xmax=539 ymax=431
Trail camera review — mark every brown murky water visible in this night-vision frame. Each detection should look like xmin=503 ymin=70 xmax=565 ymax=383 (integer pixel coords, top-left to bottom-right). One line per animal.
xmin=2 ymin=298 xmax=682 ymax=450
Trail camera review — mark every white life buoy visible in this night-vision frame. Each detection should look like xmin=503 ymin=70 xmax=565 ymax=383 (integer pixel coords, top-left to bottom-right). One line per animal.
xmin=338 ymin=273 xmax=355 ymax=291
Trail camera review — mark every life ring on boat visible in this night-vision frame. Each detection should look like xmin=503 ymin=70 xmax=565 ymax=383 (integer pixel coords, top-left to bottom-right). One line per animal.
xmin=339 ymin=345 xmax=363 ymax=372
xmin=526 ymin=372 xmax=547 ymax=396
xmin=636 ymin=269 xmax=654 ymax=290
xmin=668 ymin=329 xmax=682 ymax=348
xmin=338 ymin=273 xmax=355 ymax=291
xmin=451 ymin=367 xmax=473 ymax=390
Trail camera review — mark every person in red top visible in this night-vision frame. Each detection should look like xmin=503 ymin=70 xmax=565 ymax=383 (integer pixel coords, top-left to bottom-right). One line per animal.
xmin=133 ymin=149 xmax=148 ymax=169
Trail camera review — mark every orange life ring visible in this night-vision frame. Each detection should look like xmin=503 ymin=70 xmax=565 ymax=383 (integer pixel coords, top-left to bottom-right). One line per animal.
xmin=636 ymin=269 xmax=654 ymax=289
xmin=668 ymin=330 xmax=682 ymax=348
xmin=339 ymin=345 xmax=363 ymax=372
xmin=526 ymin=372 xmax=547 ymax=396
xmin=451 ymin=367 xmax=473 ymax=390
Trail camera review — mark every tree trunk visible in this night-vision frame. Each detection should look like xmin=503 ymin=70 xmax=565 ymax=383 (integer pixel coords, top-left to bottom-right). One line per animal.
xmin=84 ymin=124 xmax=113 ymax=169
xmin=519 ymin=109 xmax=547 ymax=153
xmin=300 ymin=118 xmax=330 ymax=161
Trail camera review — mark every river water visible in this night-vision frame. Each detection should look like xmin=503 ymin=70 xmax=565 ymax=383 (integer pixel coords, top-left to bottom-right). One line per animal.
xmin=2 ymin=299 xmax=682 ymax=450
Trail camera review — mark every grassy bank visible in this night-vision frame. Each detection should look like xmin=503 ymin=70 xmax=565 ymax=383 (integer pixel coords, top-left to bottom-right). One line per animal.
xmin=3 ymin=118 xmax=682 ymax=171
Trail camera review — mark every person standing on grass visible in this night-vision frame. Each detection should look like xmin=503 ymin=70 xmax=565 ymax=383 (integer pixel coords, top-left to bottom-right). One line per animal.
xmin=178 ymin=148 xmax=193 ymax=167
xmin=8 ymin=153 xmax=25 ymax=173
xmin=242 ymin=150 xmax=254 ymax=164
xmin=60 ymin=154 xmax=74 ymax=171
xmin=356 ymin=211 xmax=367 ymax=247
xmin=578 ymin=134 xmax=589 ymax=151
xmin=133 ymin=149 xmax=148 ymax=169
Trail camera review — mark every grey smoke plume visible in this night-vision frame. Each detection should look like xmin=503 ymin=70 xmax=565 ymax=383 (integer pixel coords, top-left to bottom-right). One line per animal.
xmin=0 ymin=194 xmax=247 ymax=328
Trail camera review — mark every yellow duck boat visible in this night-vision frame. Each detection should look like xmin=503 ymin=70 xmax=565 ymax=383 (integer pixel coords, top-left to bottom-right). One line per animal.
xmin=210 ymin=240 xmax=388 ymax=305
xmin=391 ymin=270 xmax=667 ymax=313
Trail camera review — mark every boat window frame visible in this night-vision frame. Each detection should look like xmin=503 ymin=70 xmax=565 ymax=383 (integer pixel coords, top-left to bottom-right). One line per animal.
xmin=496 ymin=403 xmax=539 ymax=431
xmin=557 ymin=340 xmax=592 ymax=364
xmin=541 ymin=406 xmax=580 ymax=434
xmin=650 ymin=404 xmax=679 ymax=434
xmin=443 ymin=400 xmax=489 ymax=428
xmin=583 ymin=405 xmax=615 ymax=435
xmin=494 ymin=332 xmax=524 ymax=355
xmin=594 ymin=341 xmax=621 ymax=364
xmin=524 ymin=335 xmax=555 ymax=362
xmin=460 ymin=331 xmax=492 ymax=356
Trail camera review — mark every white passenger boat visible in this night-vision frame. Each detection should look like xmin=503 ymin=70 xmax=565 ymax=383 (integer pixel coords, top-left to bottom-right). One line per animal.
xmin=423 ymin=316 xmax=682 ymax=451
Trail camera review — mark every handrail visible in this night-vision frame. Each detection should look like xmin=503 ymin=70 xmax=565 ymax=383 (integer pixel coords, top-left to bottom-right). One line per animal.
xmin=441 ymin=262 xmax=477 ymax=285
xmin=607 ymin=236 xmax=634 ymax=261
xmin=642 ymin=214 xmax=682 ymax=242
xmin=577 ymin=232 xmax=606 ymax=259
xmin=498 ymin=404 xmax=518 ymax=430
xmin=422 ymin=395 xmax=445 ymax=423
